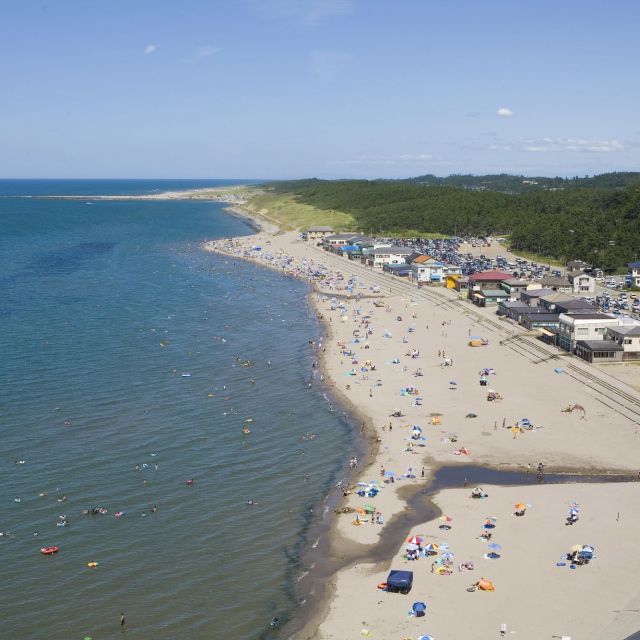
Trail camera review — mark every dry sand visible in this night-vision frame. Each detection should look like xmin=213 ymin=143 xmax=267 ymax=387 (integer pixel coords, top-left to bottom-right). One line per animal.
xmin=204 ymin=225 xmax=640 ymax=640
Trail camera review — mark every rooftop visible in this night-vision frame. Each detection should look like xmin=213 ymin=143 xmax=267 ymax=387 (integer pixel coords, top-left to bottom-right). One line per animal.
xmin=608 ymin=325 xmax=640 ymax=337
xmin=468 ymin=270 xmax=512 ymax=282
xmin=561 ymin=312 xmax=618 ymax=321
xmin=576 ymin=340 xmax=623 ymax=351
xmin=476 ymin=289 xmax=509 ymax=297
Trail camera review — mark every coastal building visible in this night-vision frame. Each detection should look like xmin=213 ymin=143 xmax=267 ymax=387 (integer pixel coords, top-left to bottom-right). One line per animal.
xmin=383 ymin=263 xmax=412 ymax=277
xmin=554 ymin=299 xmax=596 ymax=314
xmin=445 ymin=273 xmax=462 ymax=289
xmin=306 ymin=226 xmax=334 ymax=242
xmin=497 ymin=300 xmax=531 ymax=320
xmin=471 ymin=288 xmax=509 ymax=307
xmin=467 ymin=270 xmax=512 ymax=294
xmin=368 ymin=246 xmax=414 ymax=268
xmin=566 ymin=260 xmax=591 ymax=273
xmin=323 ymin=233 xmax=368 ymax=250
xmin=539 ymin=276 xmax=572 ymax=292
xmin=520 ymin=288 xmax=554 ymax=307
xmin=567 ymin=271 xmax=596 ymax=294
xmin=556 ymin=312 xmax=620 ymax=353
xmin=519 ymin=312 xmax=561 ymax=331
xmin=500 ymin=279 xmax=530 ymax=298
xmin=411 ymin=256 xmax=445 ymax=283
xmin=605 ymin=325 xmax=640 ymax=361
xmin=539 ymin=292 xmax=574 ymax=312
xmin=628 ymin=261 xmax=640 ymax=288
xmin=574 ymin=340 xmax=623 ymax=363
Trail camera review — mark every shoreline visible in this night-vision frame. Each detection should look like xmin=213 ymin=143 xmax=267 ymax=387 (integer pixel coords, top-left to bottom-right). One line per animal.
xmin=207 ymin=203 xmax=640 ymax=639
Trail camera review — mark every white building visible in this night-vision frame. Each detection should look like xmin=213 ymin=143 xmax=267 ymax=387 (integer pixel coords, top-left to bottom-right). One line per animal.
xmin=411 ymin=256 xmax=444 ymax=282
xmin=628 ymin=262 xmax=640 ymax=288
xmin=605 ymin=325 xmax=640 ymax=361
xmin=370 ymin=246 xmax=414 ymax=268
xmin=557 ymin=312 xmax=620 ymax=353
xmin=567 ymin=271 xmax=595 ymax=294
xmin=306 ymin=226 xmax=334 ymax=242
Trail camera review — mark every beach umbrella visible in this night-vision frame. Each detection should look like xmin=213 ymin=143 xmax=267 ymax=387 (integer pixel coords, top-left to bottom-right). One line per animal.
xmin=441 ymin=551 xmax=454 ymax=561
xmin=407 ymin=536 xmax=423 ymax=545
xmin=568 ymin=508 xmax=579 ymax=517
xmin=439 ymin=515 xmax=453 ymax=523
xmin=405 ymin=543 xmax=420 ymax=551
xmin=514 ymin=503 xmax=526 ymax=511
xmin=364 ymin=504 xmax=375 ymax=514
xmin=412 ymin=602 xmax=427 ymax=617
xmin=488 ymin=543 xmax=502 ymax=551
xmin=417 ymin=635 xmax=435 ymax=640
xmin=425 ymin=543 xmax=438 ymax=552
xmin=569 ymin=544 xmax=584 ymax=553
xmin=384 ymin=470 xmax=395 ymax=477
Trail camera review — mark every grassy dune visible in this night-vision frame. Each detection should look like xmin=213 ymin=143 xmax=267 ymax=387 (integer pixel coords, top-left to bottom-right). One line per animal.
xmin=244 ymin=191 xmax=356 ymax=232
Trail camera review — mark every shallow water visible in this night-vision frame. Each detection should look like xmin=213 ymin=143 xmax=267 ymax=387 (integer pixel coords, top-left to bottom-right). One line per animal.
xmin=0 ymin=181 xmax=354 ymax=639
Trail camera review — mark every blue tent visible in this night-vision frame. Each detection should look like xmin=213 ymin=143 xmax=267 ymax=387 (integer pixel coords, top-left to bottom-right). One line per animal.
xmin=386 ymin=569 xmax=413 ymax=593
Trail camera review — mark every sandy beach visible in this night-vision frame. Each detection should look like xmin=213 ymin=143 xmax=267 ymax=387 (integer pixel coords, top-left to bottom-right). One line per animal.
xmin=204 ymin=224 xmax=640 ymax=640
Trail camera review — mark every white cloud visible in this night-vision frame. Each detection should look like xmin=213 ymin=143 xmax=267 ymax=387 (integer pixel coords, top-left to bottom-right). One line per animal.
xmin=144 ymin=44 xmax=157 ymax=55
xmin=194 ymin=45 xmax=222 ymax=61
xmin=523 ymin=138 xmax=625 ymax=152
xmin=497 ymin=107 xmax=514 ymax=117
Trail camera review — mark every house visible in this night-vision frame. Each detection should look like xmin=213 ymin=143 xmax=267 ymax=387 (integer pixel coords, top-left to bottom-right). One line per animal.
xmin=467 ymin=271 xmax=512 ymax=293
xmin=500 ymin=279 xmax=529 ymax=297
xmin=556 ymin=312 xmax=620 ymax=353
xmin=566 ymin=260 xmax=591 ymax=273
xmin=518 ymin=312 xmax=560 ymax=331
xmin=628 ymin=262 xmax=640 ymax=288
xmin=554 ymin=299 xmax=596 ymax=314
xmin=567 ymin=271 xmax=595 ymax=294
xmin=306 ymin=226 xmax=334 ymax=242
xmin=369 ymin=246 xmax=414 ymax=268
xmin=605 ymin=325 xmax=640 ymax=361
xmin=411 ymin=256 xmax=445 ymax=283
xmin=472 ymin=288 xmax=509 ymax=307
xmin=323 ymin=233 xmax=361 ymax=249
xmin=539 ymin=276 xmax=572 ymax=292
xmin=383 ymin=263 xmax=412 ymax=277
xmin=520 ymin=288 xmax=554 ymax=307
xmin=539 ymin=292 xmax=574 ymax=313
xmin=575 ymin=340 xmax=623 ymax=363
xmin=497 ymin=300 xmax=531 ymax=320
xmin=445 ymin=274 xmax=462 ymax=289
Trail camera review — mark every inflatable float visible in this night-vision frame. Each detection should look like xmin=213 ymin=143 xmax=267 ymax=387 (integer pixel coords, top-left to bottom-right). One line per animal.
xmin=41 ymin=546 xmax=59 ymax=555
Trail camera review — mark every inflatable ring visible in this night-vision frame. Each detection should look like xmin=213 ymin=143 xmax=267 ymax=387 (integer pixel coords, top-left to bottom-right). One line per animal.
xmin=377 ymin=582 xmax=387 ymax=590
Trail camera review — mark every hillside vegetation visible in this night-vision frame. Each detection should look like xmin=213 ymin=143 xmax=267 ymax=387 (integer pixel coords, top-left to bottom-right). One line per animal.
xmin=266 ymin=176 xmax=640 ymax=271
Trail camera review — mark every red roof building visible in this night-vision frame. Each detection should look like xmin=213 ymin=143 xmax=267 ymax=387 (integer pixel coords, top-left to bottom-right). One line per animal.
xmin=467 ymin=270 xmax=512 ymax=291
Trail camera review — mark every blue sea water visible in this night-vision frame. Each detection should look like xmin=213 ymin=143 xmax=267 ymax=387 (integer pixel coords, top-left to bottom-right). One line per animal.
xmin=0 ymin=181 xmax=353 ymax=639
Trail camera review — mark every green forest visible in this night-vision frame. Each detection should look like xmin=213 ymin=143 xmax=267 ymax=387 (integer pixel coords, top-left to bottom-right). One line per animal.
xmin=268 ymin=175 xmax=640 ymax=271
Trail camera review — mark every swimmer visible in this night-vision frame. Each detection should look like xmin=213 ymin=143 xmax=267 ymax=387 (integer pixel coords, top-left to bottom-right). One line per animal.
xmin=246 ymin=499 xmax=256 ymax=506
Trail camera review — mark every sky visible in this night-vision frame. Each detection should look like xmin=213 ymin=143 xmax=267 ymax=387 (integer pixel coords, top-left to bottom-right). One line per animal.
xmin=1 ymin=0 xmax=639 ymax=179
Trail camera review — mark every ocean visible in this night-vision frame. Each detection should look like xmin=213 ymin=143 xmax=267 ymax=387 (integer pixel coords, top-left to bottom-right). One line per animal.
xmin=0 ymin=180 xmax=354 ymax=639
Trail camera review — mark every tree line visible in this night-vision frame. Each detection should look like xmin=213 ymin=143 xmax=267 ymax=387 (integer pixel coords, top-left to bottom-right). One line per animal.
xmin=267 ymin=176 xmax=640 ymax=271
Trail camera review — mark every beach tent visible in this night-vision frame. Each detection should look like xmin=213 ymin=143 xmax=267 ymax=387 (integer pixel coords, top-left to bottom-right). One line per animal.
xmin=386 ymin=569 xmax=413 ymax=593
xmin=412 ymin=601 xmax=427 ymax=617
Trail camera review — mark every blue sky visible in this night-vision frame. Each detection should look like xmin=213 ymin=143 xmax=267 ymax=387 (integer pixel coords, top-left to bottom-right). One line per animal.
xmin=1 ymin=0 xmax=639 ymax=179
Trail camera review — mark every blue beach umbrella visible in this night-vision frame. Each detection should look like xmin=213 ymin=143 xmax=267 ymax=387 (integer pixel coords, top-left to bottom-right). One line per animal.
xmin=488 ymin=543 xmax=502 ymax=551
xmin=384 ymin=471 xmax=395 ymax=477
